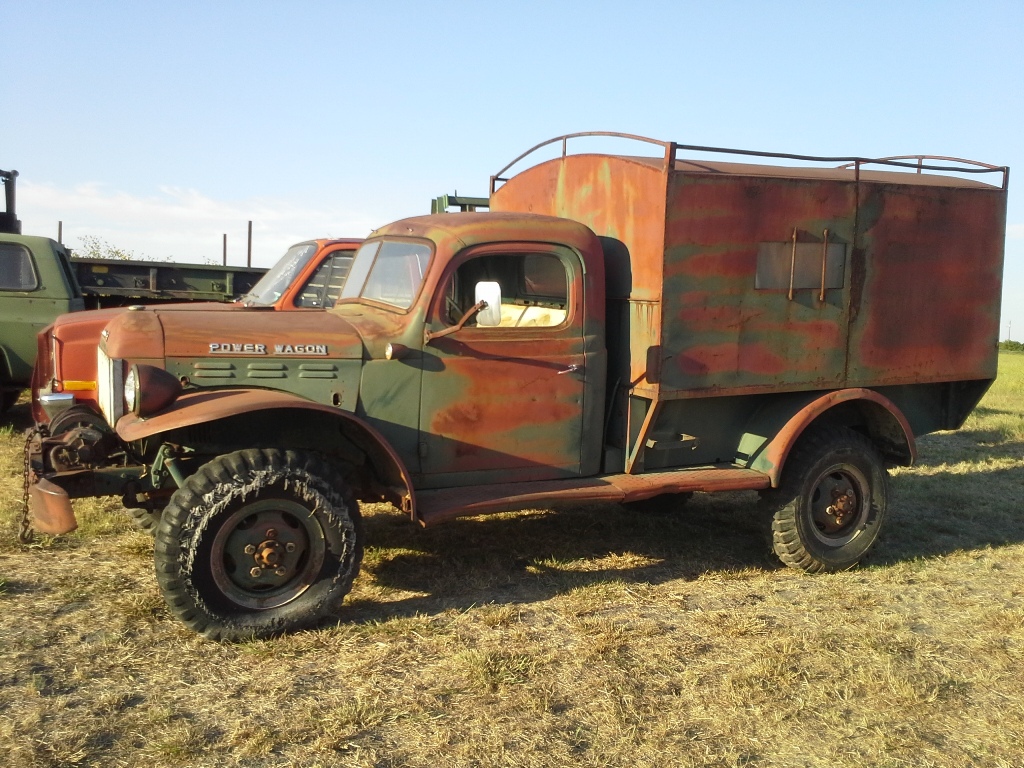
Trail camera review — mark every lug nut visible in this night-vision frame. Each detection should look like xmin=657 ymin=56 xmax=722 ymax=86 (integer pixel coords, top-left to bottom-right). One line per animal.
xmin=265 ymin=528 xmax=278 ymax=539
xmin=250 ymin=567 xmax=262 ymax=578
xmin=274 ymin=567 xmax=287 ymax=577
xmin=244 ymin=545 xmax=256 ymax=555
xmin=285 ymin=542 xmax=296 ymax=553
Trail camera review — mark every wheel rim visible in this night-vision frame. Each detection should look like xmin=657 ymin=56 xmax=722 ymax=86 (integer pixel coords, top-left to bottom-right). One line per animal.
xmin=807 ymin=464 xmax=871 ymax=546
xmin=209 ymin=498 xmax=326 ymax=610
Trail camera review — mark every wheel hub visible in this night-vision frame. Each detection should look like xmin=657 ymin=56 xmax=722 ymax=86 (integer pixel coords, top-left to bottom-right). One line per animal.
xmin=808 ymin=466 xmax=870 ymax=546
xmin=210 ymin=502 xmax=326 ymax=610
xmin=826 ymin=488 xmax=856 ymax=526
xmin=254 ymin=539 xmax=283 ymax=569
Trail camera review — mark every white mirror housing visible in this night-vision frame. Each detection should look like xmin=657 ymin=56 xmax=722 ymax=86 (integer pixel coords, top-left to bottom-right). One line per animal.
xmin=475 ymin=281 xmax=502 ymax=327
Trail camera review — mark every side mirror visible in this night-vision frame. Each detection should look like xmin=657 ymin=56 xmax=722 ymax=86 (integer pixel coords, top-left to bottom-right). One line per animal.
xmin=475 ymin=281 xmax=502 ymax=327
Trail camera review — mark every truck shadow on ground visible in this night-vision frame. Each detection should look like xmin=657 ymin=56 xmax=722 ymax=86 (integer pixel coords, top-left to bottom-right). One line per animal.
xmin=875 ymin=470 xmax=1024 ymax=567
xmin=871 ymin=427 xmax=1024 ymax=563
xmin=0 ymin=401 xmax=33 ymax=430
xmin=346 ymin=426 xmax=1024 ymax=624
xmin=911 ymin=428 xmax=1024 ymax=468
xmin=345 ymin=492 xmax=776 ymax=623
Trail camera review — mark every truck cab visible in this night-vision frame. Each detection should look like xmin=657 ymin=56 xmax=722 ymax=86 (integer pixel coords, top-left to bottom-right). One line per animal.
xmin=1 ymin=234 xmax=84 ymax=411
xmin=25 ymin=134 xmax=1009 ymax=641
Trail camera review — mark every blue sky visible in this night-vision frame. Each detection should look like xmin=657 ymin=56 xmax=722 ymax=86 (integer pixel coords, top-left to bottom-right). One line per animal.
xmin=6 ymin=1 xmax=1023 ymax=338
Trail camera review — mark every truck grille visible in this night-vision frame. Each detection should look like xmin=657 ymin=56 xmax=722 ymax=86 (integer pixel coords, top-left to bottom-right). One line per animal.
xmin=96 ymin=346 xmax=124 ymax=427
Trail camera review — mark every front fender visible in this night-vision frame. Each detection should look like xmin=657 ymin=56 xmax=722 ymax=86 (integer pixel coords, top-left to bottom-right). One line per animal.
xmin=743 ymin=388 xmax=916 ymax=487
xmin=116 ymin=388 xmax=416 ymax=517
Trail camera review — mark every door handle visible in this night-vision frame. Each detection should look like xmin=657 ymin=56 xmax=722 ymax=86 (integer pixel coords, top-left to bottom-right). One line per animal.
xmin=557 ymin=364 xmax=581 ymax=375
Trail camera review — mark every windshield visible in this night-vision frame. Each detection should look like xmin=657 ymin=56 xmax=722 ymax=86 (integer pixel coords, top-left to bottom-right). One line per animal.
xmin=340 ymin=239 xmax=432 ymax=310
xmin=241 ymin=243 xmax=319 ymax=306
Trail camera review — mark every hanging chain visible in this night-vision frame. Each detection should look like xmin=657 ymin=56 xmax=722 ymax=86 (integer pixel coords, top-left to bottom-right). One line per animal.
xmin=19 ymin=424 xmax=48 ymax=544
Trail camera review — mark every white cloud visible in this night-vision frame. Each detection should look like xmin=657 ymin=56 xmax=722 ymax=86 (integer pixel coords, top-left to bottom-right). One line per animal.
xmin=17 ymin=181 xmax=379 ymax=268
xmin=1008 ymin=223 xmax=1024 ymax=239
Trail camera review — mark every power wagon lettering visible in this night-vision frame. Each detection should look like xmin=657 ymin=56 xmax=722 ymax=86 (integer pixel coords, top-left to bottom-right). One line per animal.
xmin=209 ymin=343 xmax=267 ymax=354
xmin=207 ymin=343 xmax=328 ymax=355
xmin=273 ymin=344 xmax=328 ymax=355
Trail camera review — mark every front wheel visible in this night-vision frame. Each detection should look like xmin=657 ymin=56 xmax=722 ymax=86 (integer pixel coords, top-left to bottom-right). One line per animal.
xmin=761 ymin=426 xmax=888 ymax=573
xmin=154 ymin=448 xmax=363 ymax=641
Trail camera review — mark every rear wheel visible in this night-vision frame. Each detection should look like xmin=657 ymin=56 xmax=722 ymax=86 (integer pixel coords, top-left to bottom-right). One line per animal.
xmin=155 ymin=448 xmax=362 ymax=640
xmin=761 ymin=426 xmax=888 ymax=573
xmin=126 ymin=503 xmax=164 ymax=535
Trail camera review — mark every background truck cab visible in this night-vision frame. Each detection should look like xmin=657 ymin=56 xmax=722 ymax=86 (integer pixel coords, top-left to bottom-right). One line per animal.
xmin=25 ymin=134 xmax=1009 ymax=641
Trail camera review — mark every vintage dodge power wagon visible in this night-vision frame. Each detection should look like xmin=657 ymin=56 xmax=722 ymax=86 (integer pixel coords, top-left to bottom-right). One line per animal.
xmin=25 ymin=133 xmax=1009 ymax=640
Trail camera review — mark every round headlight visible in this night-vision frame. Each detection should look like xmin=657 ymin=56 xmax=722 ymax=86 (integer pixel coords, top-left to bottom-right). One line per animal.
xmin=124 ymin=366 xmax=138 ymax=413
xmin=125 ymin=364 xmax=183 ymax=418
xmin=385 ymin=342 xmax=407 ymax=360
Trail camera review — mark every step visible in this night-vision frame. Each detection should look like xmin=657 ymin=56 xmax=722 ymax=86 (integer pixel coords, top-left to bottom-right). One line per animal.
xmin=414 ymin=465 xmax=771 ymax=526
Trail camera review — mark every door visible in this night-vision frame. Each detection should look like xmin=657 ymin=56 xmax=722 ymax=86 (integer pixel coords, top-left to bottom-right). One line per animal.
xmin=417 ymin=243 xmax=587 ymax=487
xmin=1 ymin=242 xmax=72 ymax=389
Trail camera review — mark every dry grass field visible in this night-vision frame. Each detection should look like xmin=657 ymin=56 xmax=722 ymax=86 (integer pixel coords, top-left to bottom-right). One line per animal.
xmin=1 ymin=355 xmax=1023 ymax=767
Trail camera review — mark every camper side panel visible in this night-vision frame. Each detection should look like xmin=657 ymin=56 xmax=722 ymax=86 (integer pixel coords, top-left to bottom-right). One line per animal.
xmin=848 ymin=182 xmax=1006 ymax=387
xmin=659 ymin=171 xmax=857 ymax=395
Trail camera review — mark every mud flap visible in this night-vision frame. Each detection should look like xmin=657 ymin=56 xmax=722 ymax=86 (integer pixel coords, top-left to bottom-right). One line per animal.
xmin=29 ymin=478 xmax=78 ymax=535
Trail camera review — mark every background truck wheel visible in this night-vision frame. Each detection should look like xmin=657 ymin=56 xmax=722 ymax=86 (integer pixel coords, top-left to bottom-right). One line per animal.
xmin=127 ymin=505 xmax=163 ymax=535
xmin=761 ymin=426 xmax=888 ymax=573
xmin=154 ymin=448 xmax=363 ymax=641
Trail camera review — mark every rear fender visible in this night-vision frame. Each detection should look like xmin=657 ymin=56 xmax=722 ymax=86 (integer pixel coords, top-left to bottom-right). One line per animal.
xmin=116 ymin=388 xmax=416 ymax=516
xmin=742 ymin=389 xmax=916 ymax=487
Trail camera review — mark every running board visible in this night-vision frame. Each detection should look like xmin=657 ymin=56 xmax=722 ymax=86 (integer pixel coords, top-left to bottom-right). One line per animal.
xmin=414 ymin=465 xmax=771 ymax=527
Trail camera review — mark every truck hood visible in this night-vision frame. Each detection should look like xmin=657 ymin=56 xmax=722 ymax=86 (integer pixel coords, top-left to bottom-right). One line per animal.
xmin=104 ymin=306 xmax=366 ymax=361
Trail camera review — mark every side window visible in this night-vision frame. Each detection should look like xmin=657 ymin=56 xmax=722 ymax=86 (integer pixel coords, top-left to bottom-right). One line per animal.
xmin=294 ymin=253 xmax=354 ymax=308
xmin=444 ymin=252 xmax=568 ymax=328
xmin=0 ymin=243 xmax=39 ymax=291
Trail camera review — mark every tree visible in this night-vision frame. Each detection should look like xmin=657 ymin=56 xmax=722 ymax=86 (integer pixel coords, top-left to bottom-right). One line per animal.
xmin=74 ymin=235 xmax=143 ymax=261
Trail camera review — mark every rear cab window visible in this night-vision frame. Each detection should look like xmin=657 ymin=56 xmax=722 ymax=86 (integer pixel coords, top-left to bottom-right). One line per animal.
xmin=0 ymin=243 xmax=39 ymax=291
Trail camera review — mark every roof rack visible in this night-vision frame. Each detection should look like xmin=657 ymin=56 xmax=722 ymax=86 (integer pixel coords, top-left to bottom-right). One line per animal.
xmin=490 ymin=132 xmax=1009 ymax=193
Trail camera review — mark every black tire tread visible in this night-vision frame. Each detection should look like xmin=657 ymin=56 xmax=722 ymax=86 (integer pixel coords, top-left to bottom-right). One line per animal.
xmin=154 ymin=448 xmax=362 ymax=641
xmin=762 ymin=425 xmax=888 ymax=574
xmin=127 ymin=506 xmax=162 ymax=534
